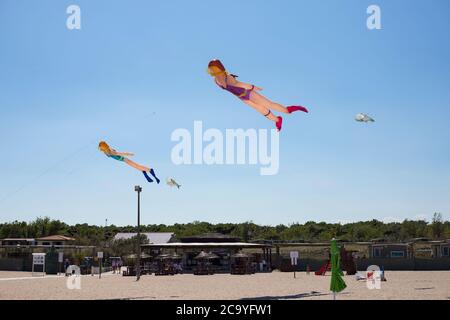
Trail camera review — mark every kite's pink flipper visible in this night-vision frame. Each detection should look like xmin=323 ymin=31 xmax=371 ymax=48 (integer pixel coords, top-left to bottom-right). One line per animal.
xmin=287 ymin=106 xmax=308 ymax=113
xmin=276 ymin=117 xmax=283 ymax=132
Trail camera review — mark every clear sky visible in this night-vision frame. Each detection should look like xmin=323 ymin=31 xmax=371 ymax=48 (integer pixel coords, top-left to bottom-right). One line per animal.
xmin=1 ymin=0 xmax=449 ymax=226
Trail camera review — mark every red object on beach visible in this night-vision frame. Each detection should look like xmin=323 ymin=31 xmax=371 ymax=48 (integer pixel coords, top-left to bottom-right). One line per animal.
xmin=315 ymin=260 xmax=332 ymax=276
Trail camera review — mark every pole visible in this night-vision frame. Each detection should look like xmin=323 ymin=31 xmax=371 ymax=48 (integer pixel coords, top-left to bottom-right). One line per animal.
xmin=91 ymin=249 xmax=95 ymax=276
xmin=135 ymin=186 xmax=142 ymax=281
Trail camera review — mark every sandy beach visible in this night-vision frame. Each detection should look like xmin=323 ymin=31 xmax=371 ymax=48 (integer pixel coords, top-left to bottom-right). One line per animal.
xmin=0 ymin=271 xmax=449 ymax=300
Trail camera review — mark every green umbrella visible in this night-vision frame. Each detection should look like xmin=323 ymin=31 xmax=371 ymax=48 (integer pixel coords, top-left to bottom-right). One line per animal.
xmin=330 ymin=239 xmax=347 ymax=299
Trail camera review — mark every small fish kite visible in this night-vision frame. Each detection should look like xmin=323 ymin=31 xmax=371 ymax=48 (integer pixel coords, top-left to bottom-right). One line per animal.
xmin=166 ymin=178 xmax=181 ymax=189
xmin=208 ymin=59 xmax=308 ymax=132
xmin=355 ymin=113 xmax=375 ymax=123
xmin=98 ymin=141 xmax=160 ymax=184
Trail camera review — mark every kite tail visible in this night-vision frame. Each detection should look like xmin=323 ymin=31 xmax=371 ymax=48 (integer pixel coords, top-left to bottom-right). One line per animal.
xmin=143 ymin=171 xmax=153 ymax=183
xmin=149 ymin=169 xmax=160 ymax=184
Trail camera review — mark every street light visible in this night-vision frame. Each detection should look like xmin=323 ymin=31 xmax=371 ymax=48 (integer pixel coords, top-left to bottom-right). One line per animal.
xmin=135 ymin=185 xmax=142 ymax=281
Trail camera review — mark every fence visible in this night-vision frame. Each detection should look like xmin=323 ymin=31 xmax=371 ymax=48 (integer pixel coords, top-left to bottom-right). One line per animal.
xmin=275 ymin=256 xmax=450 ymax=271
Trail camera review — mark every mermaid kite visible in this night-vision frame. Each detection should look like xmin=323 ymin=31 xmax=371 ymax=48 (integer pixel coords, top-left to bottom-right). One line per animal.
xmin=208 ymin=59 xmax=308 ymax=131
xmin=98 ymin=141 xmax=160 ymax=184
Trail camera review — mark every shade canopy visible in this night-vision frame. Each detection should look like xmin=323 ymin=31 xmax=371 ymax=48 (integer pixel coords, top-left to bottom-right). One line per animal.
xmin=125 ymin=253 xmax=152 ymax=260
xmin=194 ymin=251 xmax=219 ymax=260
xmin=171 ymin=253 xmax=182 ymax=260
xmin=231 ymin=252 xmax=249 ymax=259
xmin=155 ymin=254 xmax=172 ymax=260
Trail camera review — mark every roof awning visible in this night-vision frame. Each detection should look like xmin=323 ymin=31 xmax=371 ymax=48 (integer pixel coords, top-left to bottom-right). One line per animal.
xmin=142 ymin=242 xmax=271 ymax=249
xmin=36 ymin=235 xmax=75 ymax=241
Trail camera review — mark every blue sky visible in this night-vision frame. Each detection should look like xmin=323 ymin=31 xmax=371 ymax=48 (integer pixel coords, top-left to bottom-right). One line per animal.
xmin=0 ymin=0 xmax=449 ymax=226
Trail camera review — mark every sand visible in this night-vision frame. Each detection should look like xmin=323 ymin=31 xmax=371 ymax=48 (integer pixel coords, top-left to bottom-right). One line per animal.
xmin=0 ymin=270 xmax=449 ymax=300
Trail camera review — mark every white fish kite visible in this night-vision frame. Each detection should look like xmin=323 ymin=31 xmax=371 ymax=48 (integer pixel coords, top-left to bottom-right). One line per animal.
xmin=166 ymin=178 xmax=181 ymax=189
xmin=355 ymin=113 xmax=375 ymax=123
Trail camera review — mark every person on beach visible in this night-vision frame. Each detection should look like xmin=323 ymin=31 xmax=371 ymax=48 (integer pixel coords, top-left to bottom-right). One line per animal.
xmin=64 ymin=258 xmax=70 ymax=276
xmin=208 ymin=59 xmax=308 ymax=132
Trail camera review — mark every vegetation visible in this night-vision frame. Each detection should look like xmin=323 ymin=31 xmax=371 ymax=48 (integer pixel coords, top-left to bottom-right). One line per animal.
xmin=110 ymin=235 xmax=149 ymax=257
xmin=0 ymin=215 xmax=449 ymax=246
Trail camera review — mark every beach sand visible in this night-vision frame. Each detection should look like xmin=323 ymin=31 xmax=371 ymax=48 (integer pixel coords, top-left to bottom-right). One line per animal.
xmin=0 ymin=270 xmax=449 ymax=300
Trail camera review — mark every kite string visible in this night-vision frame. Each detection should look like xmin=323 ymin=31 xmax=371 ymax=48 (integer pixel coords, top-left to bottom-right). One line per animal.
xmin=0 ymin=141 xmax=97 ymax=204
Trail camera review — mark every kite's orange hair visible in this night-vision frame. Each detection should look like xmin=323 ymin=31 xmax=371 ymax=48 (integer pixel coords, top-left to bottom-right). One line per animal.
xmin=98 ymin=141 xmax=112 ymax=154
xmin=207 ymin=59 xmax=238 ymax=78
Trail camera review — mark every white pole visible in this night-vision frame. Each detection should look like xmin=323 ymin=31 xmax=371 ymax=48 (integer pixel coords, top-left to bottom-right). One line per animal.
xmin=333 ymin=292 xmax=336 ymax=300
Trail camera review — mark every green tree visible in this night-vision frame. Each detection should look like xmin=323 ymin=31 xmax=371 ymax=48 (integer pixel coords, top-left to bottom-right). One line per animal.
xmin=431 ymin=213 xmax=445 ymax=239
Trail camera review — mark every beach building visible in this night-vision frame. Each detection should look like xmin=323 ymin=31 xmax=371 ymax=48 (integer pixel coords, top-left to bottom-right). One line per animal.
xmin=0 ymin=235 xmax=95 ymax=273
xmin=141 ymin=233 xmax=272 ymax=273
xmin=0 ymin=235 xmax=77 ymax=247
xmin=36 ymin=235 xmax=76 ymax=246
xmin=113 ymin=232 xmax=176 ymax=244
xmin=0 ymin=238 xmax=36 ymax=246
xmin=368 ymin=242 xmax=413 ymax=259
xmin=431 ymin=240 xmax=450 ymax=258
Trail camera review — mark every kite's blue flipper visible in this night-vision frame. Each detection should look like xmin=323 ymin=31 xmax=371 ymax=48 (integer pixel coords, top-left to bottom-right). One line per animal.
xmin=150 ymin=169 xmax=160 ymax=184
xmin=143 ymin=171 xmax=153 ymax=183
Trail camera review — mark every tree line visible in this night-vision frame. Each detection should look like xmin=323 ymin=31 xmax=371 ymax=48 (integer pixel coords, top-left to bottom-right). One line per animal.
xmin=0 ymin=214 xmax=448 ymax=246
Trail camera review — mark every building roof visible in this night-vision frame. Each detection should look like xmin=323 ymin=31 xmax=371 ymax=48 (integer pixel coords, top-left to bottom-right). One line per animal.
xmin=1 ymin=238 xmax=36 ymax=242
xmin=142 ymin=242 xmax=271 ymax=249
xmin=409 ymin=237 xmax=432 ymax=242
xmin=184 ymin=233 xmax=236 ymax=239
xmin=430 ymin=240 xmax=450 ymax=245
xmin=370 ymin=238 xmax=388 ymax=243
xmin=369 ymin=243 xmax=411 ymax=247
xmin=37 ymin=235 xmax=76 ymax=241
xmin=113 ymin=232 xmax=175 ymax=244
xmin=180 ymin=233 xmax=241 ymax=243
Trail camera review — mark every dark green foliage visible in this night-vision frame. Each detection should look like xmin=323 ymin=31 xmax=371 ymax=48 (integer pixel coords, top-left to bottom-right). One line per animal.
xmin=0 ymin=215 xmax=449 ymax=246
xmin=110 ymin=235 xmax=149 ymax=256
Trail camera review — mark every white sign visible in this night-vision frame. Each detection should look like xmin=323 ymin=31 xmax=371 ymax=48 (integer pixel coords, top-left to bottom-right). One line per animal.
xmin=97 ymin=252 xmax=103 ymax=259
xmin=58 ymin=252 xmax=64 ymax=263
xmin=290 ymin=251 xmax=299 ymax=266
xmin=32 ymin=253 xmax=45 ymax=265
xmin=32 ymin=253 xmax=46 ymax=277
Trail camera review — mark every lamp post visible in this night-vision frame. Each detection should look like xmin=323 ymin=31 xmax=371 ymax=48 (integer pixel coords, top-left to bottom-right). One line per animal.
xmin=135 ymin=185 xmax=142 ymax=281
